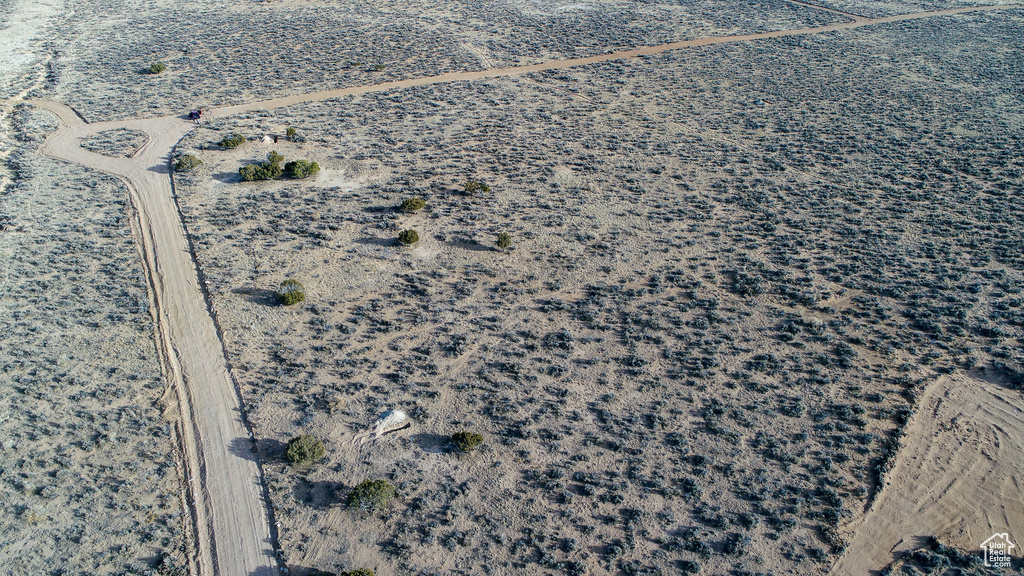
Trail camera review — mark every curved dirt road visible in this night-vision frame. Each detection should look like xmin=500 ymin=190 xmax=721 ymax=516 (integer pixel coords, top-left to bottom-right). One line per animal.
xmin=33 ymin=101 xmax=278 ymax=576
xmin=29 ymin=4 xmax=1014 ymax=574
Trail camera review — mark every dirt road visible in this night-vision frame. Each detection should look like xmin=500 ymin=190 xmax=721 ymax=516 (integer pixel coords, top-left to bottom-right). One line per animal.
xmin=33 ymin=101 xmax=278 ymax=576
xmin=28 ymin=4 xmax=1014 ymax=574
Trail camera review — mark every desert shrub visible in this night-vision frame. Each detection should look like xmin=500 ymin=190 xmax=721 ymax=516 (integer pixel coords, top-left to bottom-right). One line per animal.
xmin=285 ymin=435 xmax=324 ymax=465
xmin=219 ymin=134 xmax=245 ymax=149
xmin=400 ymin=197 xmax=425 ymax=213
xmin=398 ymin=229 xmax=419 ymax=245
xmin=278 ymin=279 xmax=306 ymax=305
xmin=347 ymin=479 xmax=396 ymax=512
xmin=340 ymin=570 xmax=374 ymax=576
xmin=679 ymin=560 xmax=701 ymax=574
xmin=723 ymin=533 xmax=750 ymax=556
xmin=174 ymin=154 xmax=203 ymax=172
xmin=728 ymin=270 xmax=765 ymax=297
xmin=451 ymin=431 xmax=483 ymax=453
xmin=464 ymin=178 xmax=490 ymax=195
xmin=148 ymin=62 xmax=167 ymax=74
xmin=240 ymin=151 xmax=285 ymax=181
xmin=286 ymin=127 xmax=297 ymax=139
xmin=284 ymin=159 xmax=319 ymax=179
xmin=496 ymin=232 xmax=512 ymax=249
xmin=372 ymin=64 xmax=387 ymax=71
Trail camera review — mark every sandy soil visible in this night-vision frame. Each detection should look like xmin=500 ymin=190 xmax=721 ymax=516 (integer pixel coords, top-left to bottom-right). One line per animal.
xmin=172 ymin=5 xmax=1022 ymax=574
xmin=4 ymin=1 xmax=1021 ymax=574
xmin=832 ymin=371 xmax=1024 ymax=573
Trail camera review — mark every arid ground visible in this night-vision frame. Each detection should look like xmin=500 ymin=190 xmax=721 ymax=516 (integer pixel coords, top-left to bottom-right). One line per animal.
xmin=1 ymin=0 xmax=1023 ymax=575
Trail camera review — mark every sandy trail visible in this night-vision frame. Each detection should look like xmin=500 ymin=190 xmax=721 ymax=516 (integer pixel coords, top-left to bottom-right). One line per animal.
xmin=26 ymin=4 xmax=1015 ymax=574
xmin=33 ymin=101 xmax=277 ymax=576
xmin=209 ymin=5 xmax=1008 ymax=119
xmin=831 ymin=373 xmax=1024 ymax=574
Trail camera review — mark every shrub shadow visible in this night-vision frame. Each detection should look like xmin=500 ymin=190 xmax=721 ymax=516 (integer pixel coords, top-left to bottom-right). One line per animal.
xmin=293 ymin=479 xmax=345 ymax=510
xmin=283 ymin=566 xmax=334 ymax=576
xmin=232 ymin=286 xmax=280 ymax=306
xmin=213 ymin=171 xmax=239 ymax=183
xmin=442 ymin=238 xmax=493 ymax=252
xmin=354 ymin=236 xmax=396 ymax=247
xmin=969 ymin=366 xmax=1023 ymax=391
xmin=411 ymin=432 xmax=449 ymax=454
xmin=256 ymin=438 xmax=287 ymax=461
xmin=229 ymin=437 xmax=261 ymax=462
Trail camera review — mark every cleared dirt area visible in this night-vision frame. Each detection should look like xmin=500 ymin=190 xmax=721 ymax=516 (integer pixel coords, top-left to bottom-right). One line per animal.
xmin=833 ymin=371 xmax=1024 ymax=574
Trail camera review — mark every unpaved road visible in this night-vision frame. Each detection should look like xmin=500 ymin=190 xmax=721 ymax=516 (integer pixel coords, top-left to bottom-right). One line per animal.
xmin=28 ymin=4 xmax=1014 ymax=574
xmin=34 ymin=101 xmax=276 ymax=576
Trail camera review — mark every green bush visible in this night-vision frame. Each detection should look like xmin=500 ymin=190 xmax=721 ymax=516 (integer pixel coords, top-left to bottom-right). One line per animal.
xmin=398 ymin=229 xmax=419 ymax=245
xmin=219 ymin=134 xmax=245 ymax=149
xmin=148 ymin=62 xmax=167 ymax=74
xmin=278 ymin=279 xmax=306 ymax=305
xmin=496 ymin=232 xmax=512 ymax=250
xmin=451 ymin=431 xmax=483 ymax=453
xmin=284 ymin=159 xmax=320 ymax=179
xmin=372 ymin=64 xmax=387 ymax=71
xmin=464 ymin=179 xmax=490 ymax=196
xmin=341 ymin=570 xmax=375 ymax=576
xmin=347 ymin=479 xmax=396 ymax=512
xmin=240 ymin=151 xmax=285 ymax=181
xmin=400 ymin=197 xmax=425 ymax=213
xmin=174 ymin=154 xmax=203 ymax=172
xmin=286 ymin=127 xmax=297 ymax=140
xmin=285 ymin=435 xmax=324 ymax=465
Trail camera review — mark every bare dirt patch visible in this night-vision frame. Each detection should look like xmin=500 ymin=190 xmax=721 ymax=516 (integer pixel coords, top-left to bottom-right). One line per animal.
xmin=832 ymin=372 xmax=1024 ymax=574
